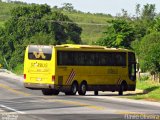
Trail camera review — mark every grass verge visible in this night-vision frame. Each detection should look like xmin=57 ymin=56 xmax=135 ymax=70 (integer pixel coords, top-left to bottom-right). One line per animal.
xmin=12 ymin=64 xmax=23 ymax=75
xmin=126 ymin=79 xmax=160 ymax=101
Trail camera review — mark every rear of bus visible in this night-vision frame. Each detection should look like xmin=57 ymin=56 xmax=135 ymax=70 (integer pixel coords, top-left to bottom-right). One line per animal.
xmin=23 ymin=45 xmax=55 ymax=90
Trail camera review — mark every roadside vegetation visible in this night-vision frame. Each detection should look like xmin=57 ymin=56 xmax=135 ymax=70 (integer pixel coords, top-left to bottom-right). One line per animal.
xmin=126 ymin=76 xmax=160 ymax=101
xmin=0 ymin=1 xmax=26 ymax=22
xmin=0 ymin=2 xmax=82 ymax=69
xmin=0 ymin=1 xmax=112 ymax=70
xmin=12 ymin=64 xmax=23 ymax=75
xmin=0 ymin=1 xmax=112 ymax=45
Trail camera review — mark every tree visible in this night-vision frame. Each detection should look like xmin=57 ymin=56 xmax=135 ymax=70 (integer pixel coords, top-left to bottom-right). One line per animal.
xmin=2 ymin=4 xmax=82 ymax=69
xmin=137 ymin=4 xmax=156 ymax=34
xmin=138 ymin=32 xmax=160 ymax=77
xmin=96 ymin=19 xmax=135 ymax=48
xmin=121 ymin=9 xmax=129 ymax=19
xmin=152 ymin=16 xmax=160 ymax=32
xmin=135 ymin=4 xmax=141 ymax=19
xmin=61 ymin=3 xmax=74 ymax=12
xmin=132 ymin=4 xmax=156 ymax=40
xmin=141 ymin=4 xmax=156 ymax=21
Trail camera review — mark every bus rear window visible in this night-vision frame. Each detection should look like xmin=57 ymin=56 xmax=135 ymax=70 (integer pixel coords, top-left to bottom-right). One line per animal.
xmin=28 ymin=46 xmax=52 ymax=60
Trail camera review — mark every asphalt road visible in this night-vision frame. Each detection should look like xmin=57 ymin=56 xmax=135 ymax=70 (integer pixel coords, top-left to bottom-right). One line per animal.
xmin=0 ymin=73 xmax=160 ymax=120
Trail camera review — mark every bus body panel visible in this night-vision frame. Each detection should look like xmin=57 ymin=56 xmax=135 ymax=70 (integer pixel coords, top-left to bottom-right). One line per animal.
xmin=24 ymin=45 xmax=56 ymax=89
xmin=24 ymin=44 xmax=136 ymax=92
xmin=55 ymin=66 xmax=135 ymax=91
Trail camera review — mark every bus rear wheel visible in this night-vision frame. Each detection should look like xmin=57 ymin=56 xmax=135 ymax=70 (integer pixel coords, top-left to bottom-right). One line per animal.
xmin=94 ymin=91 xmax=98 ymax=95
xmin=52 ymin=89 xmax=59 ymax=95
xmin=65 ymin=82 xmax=78 ymax=95
xmin=42 ymin=89 xmax=59 ymax=95
xmin=119 ymin=83 xmax=125 ymax=96
xmin=78 ymin=82 xmax=87 ymax=95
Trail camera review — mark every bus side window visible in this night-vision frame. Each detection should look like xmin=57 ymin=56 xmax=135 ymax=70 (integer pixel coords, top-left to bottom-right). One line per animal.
xmin=78 ymin=52 xmax=84 ymax=65
xmin=115 ymin=53 xmax=126 ymax=66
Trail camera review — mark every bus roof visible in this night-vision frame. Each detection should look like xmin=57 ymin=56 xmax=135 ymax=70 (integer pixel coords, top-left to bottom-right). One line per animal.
xmin=26 ymin=44 xmax=133 ymax=52
xmin=55 ymin=44 xmax=132 ymax=52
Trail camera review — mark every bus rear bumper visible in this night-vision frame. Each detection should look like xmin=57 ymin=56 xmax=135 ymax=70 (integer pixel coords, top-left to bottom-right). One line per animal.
xmin=24 ymin=83 xmax=55 ymax=89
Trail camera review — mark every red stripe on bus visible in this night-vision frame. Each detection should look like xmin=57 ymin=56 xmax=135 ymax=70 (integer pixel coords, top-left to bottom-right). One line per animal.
xmin=68 ymin=71 xmax=76 ymax=84
xmin=66 ymin=69 xmax=72 ymax=84
xmin=66 ymin=70 xmax=74 ymax=84
xmin=66 ymin=69 xmax=76 ymax=85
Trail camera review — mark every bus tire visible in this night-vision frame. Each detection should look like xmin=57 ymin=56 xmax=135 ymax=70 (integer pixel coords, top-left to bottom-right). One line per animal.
xmin=94 ymin=91 xmax=98 ymax=95
xmin=42 ymin=89 xmax=59 ymax=95
xmin=78 ymin=82 xmax=87 ymax=95
xmin=71 ymin=82 xmax=78 ymax=95
xmin=65 ymin=92 xmax=71 ymax=95
xmin=65 ymin=82 xmax=78 ymax=95
xmin=42 ymin=89 xmax=53 ymax=95
xmin=52 ymin=90 xmax=59 ymax=95
xmin=119 ymin=83 xmax=125 ymax=96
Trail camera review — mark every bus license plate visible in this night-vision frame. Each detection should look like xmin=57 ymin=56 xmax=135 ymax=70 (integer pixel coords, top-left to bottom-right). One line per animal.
xmin=37 ymin=78 xmax=42 ymax=81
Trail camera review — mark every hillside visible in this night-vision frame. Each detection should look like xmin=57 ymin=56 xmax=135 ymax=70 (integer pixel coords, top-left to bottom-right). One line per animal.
xmin=0 ymin=1 xmax=113 ymax=44
xmin=0 ymin=2 xmax=13 ymax=26
xmin=0 ymin=1 xmax=26 ymax=26
xmin=0 ymin=2 xmax=112 ymax=44
xmin=62 ymin=11 xmax=113 ymax=44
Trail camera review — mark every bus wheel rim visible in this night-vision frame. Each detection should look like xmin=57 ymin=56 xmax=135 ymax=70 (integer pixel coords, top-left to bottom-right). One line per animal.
xmin=82 ymin=84 xmax=86 ymax=92
xmin=72 ymin=84 xmax=77 ymax=93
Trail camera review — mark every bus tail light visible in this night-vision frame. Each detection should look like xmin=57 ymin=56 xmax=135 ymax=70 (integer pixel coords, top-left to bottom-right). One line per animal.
xmin=24 ymin=74 xmax=26 ymax=79
xmin=52 ymin=75 xmax=55 ymax=81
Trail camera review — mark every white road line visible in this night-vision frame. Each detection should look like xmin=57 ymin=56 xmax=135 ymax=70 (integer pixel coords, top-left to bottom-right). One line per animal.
xmin=0 ymin=105 xmax=25 ymax=114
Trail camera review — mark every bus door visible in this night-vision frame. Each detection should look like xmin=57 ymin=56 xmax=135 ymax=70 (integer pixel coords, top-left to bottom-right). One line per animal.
xmin=128 ymin=52 xmax=136 ymax=81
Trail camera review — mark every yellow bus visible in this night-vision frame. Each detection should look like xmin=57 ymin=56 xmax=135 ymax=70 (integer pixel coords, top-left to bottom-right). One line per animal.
xmin=24 ymin=44 xmax=136 ymax=96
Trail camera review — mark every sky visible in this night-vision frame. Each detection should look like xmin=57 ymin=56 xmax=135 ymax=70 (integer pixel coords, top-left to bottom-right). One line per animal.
xmin=6 ymin=0 xmax=160 ymax=16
